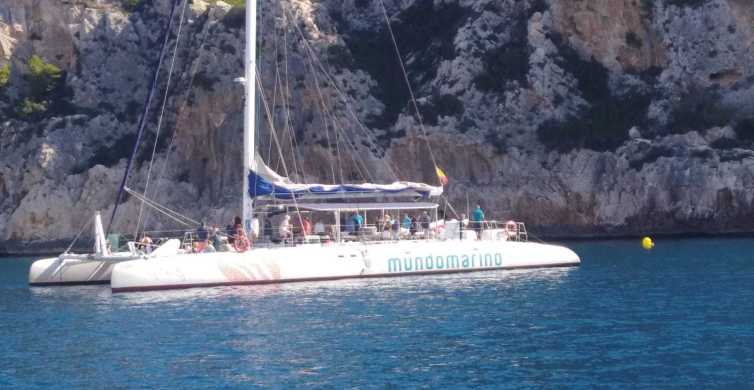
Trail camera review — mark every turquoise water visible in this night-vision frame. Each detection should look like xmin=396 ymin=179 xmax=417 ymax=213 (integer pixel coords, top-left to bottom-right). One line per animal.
xmin=1 ymin=239 xmax=753 ymax=388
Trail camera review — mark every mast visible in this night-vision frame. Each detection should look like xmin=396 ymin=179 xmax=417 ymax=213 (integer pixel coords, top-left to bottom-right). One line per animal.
xmin=242 ymin=0 xmax=257 ymax=234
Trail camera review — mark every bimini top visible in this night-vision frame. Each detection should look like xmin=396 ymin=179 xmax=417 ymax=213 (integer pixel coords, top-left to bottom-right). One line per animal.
xmin=249 ymin=155 xmax=443 ymax=200
xmin=290 ymin=202 xmax=439 ymax=212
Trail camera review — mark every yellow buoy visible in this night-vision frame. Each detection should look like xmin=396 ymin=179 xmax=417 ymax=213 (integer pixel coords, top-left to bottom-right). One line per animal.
xmin=642 ymin=236 xmax=655 ymax=250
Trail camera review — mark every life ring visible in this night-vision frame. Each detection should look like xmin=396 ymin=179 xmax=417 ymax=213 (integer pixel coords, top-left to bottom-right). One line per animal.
xmin=234 ymin=235 xmax=250 ymax=252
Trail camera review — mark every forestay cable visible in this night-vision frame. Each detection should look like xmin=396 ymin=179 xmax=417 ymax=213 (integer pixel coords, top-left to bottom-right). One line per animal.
xmin=135 ymin=0 xmax=189 ymax=238
xmin=107 ymin=0 xmax=181 ymax=235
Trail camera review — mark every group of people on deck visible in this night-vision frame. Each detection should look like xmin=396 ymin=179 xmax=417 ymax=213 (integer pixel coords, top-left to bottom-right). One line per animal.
xmin=140 ymin=203 xmax=492 ymax=254
xmin=348 ymin=210 xmax=435 ymax=240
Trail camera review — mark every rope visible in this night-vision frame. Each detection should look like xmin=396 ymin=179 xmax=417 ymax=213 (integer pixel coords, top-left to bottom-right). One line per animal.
xmin=125 ymin=187 xmax=199 ymax=227
xmin=135 ymin=0 xmax=189 ymax=238
xmin=282 ymin=4 xmax=401 ymax=182
xmin=63 ymin=217 xmax=94 ymax=254
xmin=377 ymin=0 xmax=441 ymax=176
xmin=140 ymin=8 xmax=216 ymax=230
xmin=107 ymin=0 xmax=181 ymax=235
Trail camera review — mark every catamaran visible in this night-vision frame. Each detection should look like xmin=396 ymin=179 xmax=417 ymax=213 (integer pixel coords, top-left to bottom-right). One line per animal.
xmin=30 ymin=0 xmax=579 ymax=291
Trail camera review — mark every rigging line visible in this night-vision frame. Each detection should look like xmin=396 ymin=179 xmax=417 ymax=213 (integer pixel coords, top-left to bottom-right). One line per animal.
xmin=254 ymin=64 xmax=305 ymax=230
xmin=277 ymin=6 xmax=304 ymax=183
xmin=289 ymin=12 xmax=373 ymax=184
xmin=281 ymin=4 xmax=401 ymax=182
xmin=63 ymin=218 xmax=93 ymax=254
xmin=269 ymin=15 xmax=282 ymax=172
xmin=107 ymin=0 xmax=181 ymax=235
xmin=376 ymin=0 xmax=440 ymax=172
xmin=304 ymin=51 xmax=372 ymax=184
xmin=141 ymin=9 xmax=216 ymax=230
xmin=135 ymin=0 xmax=189 ymax=238
xmin=125 ymin=187 xmax=199 ymax=227
xmin=280 ymin=3 xmax=301 ymax=180
xmin=304 ymin=52 xmax=337 ymax=183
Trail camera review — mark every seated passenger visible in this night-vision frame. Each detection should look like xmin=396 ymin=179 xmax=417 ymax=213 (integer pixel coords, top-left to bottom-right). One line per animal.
xmin=314 ymin=220 xmax=325 ymax=235
xmin=279 ymin=215 xmax=293 ymax=242
xmin=138 ymin=234 xmax=153 ymax=253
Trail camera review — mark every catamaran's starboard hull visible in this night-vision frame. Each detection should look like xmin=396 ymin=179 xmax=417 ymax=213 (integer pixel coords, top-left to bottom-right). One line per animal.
xmin=29 ymin=254 xmax=139 ymax=286
xmin=111 ymin=241 xmax=580 ymax=293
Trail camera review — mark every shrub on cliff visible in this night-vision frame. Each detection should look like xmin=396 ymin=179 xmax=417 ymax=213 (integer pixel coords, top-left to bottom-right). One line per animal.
xmin=16 ymin=55 xmax=65 ymax=118
xmin=221 ymin=0 xmax=245 ymax=7
xmin=0 ymin=64 xmax=9 ymax=88
xmin=26 ymin=55 xmax=62 ymax=98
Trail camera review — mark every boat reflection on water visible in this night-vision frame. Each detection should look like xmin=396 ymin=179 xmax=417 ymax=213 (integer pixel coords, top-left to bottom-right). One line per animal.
xmin=107 ymin=265 xmax=578 ymax=306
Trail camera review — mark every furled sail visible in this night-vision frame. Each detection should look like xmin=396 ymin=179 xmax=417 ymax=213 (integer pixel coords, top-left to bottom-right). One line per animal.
xmin=248 ymin=155 xmax=443 ymax=200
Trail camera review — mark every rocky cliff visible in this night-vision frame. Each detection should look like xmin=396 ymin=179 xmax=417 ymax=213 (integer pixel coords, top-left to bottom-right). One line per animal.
xmin=3 ymin=0 xmax=754 ymax=253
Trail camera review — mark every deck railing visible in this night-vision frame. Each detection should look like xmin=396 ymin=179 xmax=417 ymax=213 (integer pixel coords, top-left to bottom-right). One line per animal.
xmin=120 ymin=218 xmax=529 ymax=255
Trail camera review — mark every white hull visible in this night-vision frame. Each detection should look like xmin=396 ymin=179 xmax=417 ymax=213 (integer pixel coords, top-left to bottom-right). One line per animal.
xmin=111 ymin=240 xmax=580 ymax=292
xmin=28 ymin=253 xmax=140 ymax=286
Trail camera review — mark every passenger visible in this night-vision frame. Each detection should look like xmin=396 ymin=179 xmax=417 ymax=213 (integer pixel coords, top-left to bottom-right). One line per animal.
xmin=420 ymin=211 xmax=431 ymax=238
xmin=139 ymin=234 xmax=153 ymax=253
xmin=352 ymin=213 xmax=364 ymax=235
xmin=402 ymin=214 xmax=412 ymax=230
xmin=410 ymin=215 xmax=418 ymax=237
xmin=203 ymin=241 xmax=216 ymax=253
xmin=472 ymin=204 xmax=485 ymax=240
xmin=226 ymin=224 xmax=236 ymax=245
xmin=314 ymin=220 xmax=326 ymax=235
xmin=302 ymin=215 xmax=312 ymax=236
xmin=264 ymin=218 xmax=273 ymax=241
xmin=391 ymin=217 xmax=400 ymax=240
xmin=211 ymin=225 xmax=223 ymax=250
xmin=196 ymin=221 xmax=210 ymax=252
xmin=459 ymin=213 xmax=467 ymax=240
xmin=279 ymin=215 xmax=293 ymax=242
xmin=233 ymin=216 xmax=251 ymax=251
xmin=383 ymin=214 xmax=392 ymax=233
xmin=227 ymin=216 xmax=242 ymax=245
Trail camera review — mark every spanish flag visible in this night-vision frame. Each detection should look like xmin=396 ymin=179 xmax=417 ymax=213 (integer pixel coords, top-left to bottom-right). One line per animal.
xmin=435 ymin=165 xmax=449 ymax=186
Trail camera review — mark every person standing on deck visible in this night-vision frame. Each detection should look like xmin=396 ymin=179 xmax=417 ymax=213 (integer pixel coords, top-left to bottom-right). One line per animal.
xmin=352 ymin=213 xmax=364 ymax=235
xmin=279 ymin=215 xmax=293 ymax=242
xmin=402 ymin=214 xmax=412 ymax=230
xmin=420 ymin=211 xmax=431 ymax=239
xmin=391 ymin=217 xmax=400 ymax=240
xmin=196 ymin=221 xmax=209 ymax=251
xmin=472 ymin=205 xmax=485 ymax=240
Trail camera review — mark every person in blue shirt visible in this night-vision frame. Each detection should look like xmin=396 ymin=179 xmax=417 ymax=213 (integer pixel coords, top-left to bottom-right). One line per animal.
xmin=472 ymin=205 xmax=485 ymax=239
xmin=352 ymin=213 xmax=364 ymax=234
xmin=402 ymin=214 xmax=412 ymax=230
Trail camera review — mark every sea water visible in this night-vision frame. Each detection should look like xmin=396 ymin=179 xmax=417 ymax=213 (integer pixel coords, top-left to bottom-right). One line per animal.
xmin=1 ymin=239 xmax=753 ymax=388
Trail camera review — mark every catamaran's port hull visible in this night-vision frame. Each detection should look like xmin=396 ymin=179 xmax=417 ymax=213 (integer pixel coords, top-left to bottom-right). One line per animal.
xmin=28 ymin=255 xmax=138 ymax=286
xmin=111 ymin=241 xmax=580 ymax=293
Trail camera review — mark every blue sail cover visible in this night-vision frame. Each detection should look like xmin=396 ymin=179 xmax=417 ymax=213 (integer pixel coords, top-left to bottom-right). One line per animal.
xmin=248 ymin=157 xmax=443 ymax=200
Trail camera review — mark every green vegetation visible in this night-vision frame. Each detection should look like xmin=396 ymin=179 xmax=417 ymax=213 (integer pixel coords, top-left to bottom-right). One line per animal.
xmin=17 ymin=55 xmax=64 ymax=117
xmin=26 ymin=55 xmax=62 ymax=97
xmin=221 ymin=0 xmax=245 ymax=7
xmin=0 ymin=63 xmax=9 ymax=88
xmin=19 ymin=98 xmax=47 ymax=116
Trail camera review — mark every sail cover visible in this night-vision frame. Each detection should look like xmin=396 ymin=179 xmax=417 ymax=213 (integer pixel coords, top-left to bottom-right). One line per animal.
xmin=249 ymin=155 xmax=443 ymax=200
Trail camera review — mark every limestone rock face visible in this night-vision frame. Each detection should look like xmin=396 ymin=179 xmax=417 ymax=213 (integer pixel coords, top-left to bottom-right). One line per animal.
xmin=3 ymin=0 xmax=754 ymax=252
